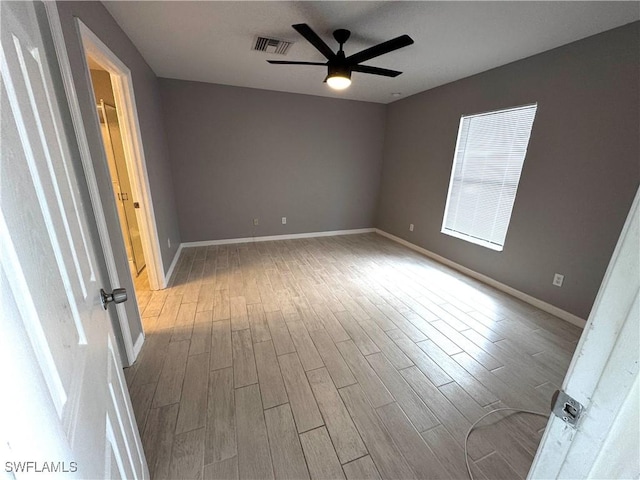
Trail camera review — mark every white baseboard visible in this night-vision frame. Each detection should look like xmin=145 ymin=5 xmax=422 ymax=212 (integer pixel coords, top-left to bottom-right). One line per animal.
xmin=181 ymin=228 xmax=376 ymax=248
xmin=132 ymin=332 xmax=145 ymax=362
xmin=163 ymin=243 xmax=183 ymax=288
xmin=375 ymin=229 xmax=587 ymax=329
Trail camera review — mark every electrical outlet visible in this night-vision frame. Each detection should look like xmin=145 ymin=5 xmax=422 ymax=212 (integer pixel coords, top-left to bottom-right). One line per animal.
xmin=282 ymin=217 xmax=287 ymax=225
xmin=553 ymin=273 xmax=565 ymax=287
xmin=168 ymin=238 xmax=171 ymax=249
xmin=253 ymin=218 xmax=259 ymax=226
xmin=409 ymin=224 xmax=414 ymax=232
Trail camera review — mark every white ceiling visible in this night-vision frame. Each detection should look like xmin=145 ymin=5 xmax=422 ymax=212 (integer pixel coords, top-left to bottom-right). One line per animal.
xmin=103 ymin=1 xmax=639 ymax=104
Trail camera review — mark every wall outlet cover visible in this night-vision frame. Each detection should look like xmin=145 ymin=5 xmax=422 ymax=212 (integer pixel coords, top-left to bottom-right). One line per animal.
xmin=553 ymin=273 xmax=565 ymax=287
xmin=253 ymin=218 xmax=259 ymax=226
xmin=409 ymin=224 xmax=414 ymax=232
xmin=282 ymin=217 xmax=287 ymax=225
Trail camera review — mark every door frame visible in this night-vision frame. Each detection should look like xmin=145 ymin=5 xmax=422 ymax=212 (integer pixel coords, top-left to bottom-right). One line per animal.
xmin=528 ymin=187 xmax=639 ymax=478
xmin=43 ymin=5 xmax=146 ymax=364
xmin=77 ymin=19 xmax=164 ymax=293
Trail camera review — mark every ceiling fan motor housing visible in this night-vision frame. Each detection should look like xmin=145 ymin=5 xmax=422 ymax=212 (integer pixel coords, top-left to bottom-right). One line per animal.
xmin=328 ymin=63 xmax=351 ymax=80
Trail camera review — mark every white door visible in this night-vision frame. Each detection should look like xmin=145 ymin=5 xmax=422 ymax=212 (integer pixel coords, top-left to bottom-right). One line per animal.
xmin=529 ymin=188 xmax=639 ymax=479
xmin=0 ymin=2 xmax=147 ymax=478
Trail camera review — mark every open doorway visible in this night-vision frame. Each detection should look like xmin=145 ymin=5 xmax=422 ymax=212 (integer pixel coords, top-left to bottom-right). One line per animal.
xmin=85 ymin=56 xmax=152 ymax=316
xmin=89 ymin=66 xmax=148 ymax=290
xmin=79 ymin=20 xmax=166 ymax=364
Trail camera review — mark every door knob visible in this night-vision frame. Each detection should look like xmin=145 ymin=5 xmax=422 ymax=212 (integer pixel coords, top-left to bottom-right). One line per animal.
xmin=100 ymin=288 xmax=128 ymax=310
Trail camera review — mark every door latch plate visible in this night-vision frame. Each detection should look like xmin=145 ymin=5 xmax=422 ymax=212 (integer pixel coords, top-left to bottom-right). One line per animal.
xmin=551 ymin=390 xmax=584 ymax=427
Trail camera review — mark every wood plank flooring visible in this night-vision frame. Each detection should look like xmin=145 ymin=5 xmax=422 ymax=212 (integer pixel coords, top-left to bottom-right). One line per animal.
xmin=124 ymin=233 xmax=581 ymax=479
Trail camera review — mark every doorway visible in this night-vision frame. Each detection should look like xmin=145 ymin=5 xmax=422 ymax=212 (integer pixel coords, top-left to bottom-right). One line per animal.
xmin=79 ymin=20 xmax=166 ymax=365
xmin=98 ymin=98 xmax=146 ymax=277
xmin=88 ymin=62 xmax=150 ymax=305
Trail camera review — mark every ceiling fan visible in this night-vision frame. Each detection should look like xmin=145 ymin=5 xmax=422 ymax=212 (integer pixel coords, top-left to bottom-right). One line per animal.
xmin=268 ymin=24 xmax=414 ymax=90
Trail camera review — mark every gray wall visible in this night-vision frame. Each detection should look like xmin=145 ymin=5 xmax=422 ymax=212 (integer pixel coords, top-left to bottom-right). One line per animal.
xmin=56 ymin=2 xmax=181 ymax=362
xmin=159 ymin=79 xmax=386 ymax=242
xmin=377 ymin=22 xmax=639 ymax=320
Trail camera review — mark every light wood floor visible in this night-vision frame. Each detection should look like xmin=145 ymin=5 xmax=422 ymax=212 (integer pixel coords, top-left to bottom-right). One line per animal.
xmin=124 ymin=233 xmax=581 ymax=480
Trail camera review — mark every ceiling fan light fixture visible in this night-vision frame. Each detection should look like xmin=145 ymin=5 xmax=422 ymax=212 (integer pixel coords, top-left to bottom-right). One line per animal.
xmin=327 ymin=75 xmax=351 ymax=90
xmin=327 ymin=65 xmax=351 ymax=90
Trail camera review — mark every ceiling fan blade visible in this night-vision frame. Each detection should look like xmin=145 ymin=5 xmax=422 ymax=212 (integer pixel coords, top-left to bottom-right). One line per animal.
xmin=351 ymin=65 xmax=402 ymax=77
xmin=292 ymin=23 xmax=336 ymax=60
xmin=346 ymin=34 xmax=414 ymax=65
xmin=267 ymin=60 xmax=326 ymax=66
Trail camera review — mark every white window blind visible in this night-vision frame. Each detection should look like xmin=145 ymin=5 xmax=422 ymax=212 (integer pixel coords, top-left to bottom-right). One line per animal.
xmin=442 ymin=104 xmax=537 ymax=251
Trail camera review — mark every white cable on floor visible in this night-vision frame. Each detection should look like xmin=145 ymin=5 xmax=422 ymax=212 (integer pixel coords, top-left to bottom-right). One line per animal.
xmin=465 ymin=407 xmax=549 ymax=480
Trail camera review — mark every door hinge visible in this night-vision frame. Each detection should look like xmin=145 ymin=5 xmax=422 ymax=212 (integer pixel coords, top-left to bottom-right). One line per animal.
xmin=551 ymin=390 xmax=584 ymax=427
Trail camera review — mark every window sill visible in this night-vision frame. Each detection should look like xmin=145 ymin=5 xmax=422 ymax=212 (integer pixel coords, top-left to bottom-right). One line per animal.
xmin=440 ymin=229 xmax=504 ymax=252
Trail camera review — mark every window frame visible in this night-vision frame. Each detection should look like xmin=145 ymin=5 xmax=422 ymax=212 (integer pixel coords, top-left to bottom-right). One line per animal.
xmin=441 ymin=103 xmax=538 ymax=252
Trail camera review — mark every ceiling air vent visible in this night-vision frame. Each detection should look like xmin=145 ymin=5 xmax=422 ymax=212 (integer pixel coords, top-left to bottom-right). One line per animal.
xmin=253 ymin=36 xmax=293 ymax=55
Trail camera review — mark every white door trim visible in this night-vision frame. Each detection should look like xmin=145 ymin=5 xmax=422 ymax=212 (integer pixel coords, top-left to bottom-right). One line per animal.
xmin=76 ymin=20 xmax=165 ymax=291
xmin=43 ymin=5 xmax=141 ymax=365
xmin=528 ymin=187 xmax=639 ymax=478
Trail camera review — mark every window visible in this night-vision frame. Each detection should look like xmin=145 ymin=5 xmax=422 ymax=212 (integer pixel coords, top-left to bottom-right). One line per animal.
xmin=441 ymin=104 xmax=537 ymax=251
